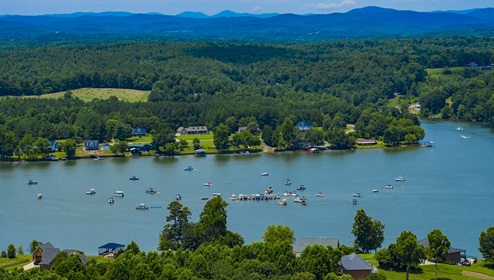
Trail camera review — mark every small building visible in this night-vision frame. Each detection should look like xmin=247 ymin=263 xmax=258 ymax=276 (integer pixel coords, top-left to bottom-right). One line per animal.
xmin=418 ymin=238 xmax=466 ymax=263
xmin=296 ymin=121 xmax=313 ymax=131
xmin=293 ymin=237 xmax=340 ymax=256
xmin=49 ymin=141 xmax=59 ymax=152
xmin=195 ymin=149 xmax=206 ymax=157
xmin=33 ymin=242 xmax=88 ymax=269
xmin=177 ymin=126 xmax=209 ymax=135
xmin=238 ymin=126 xmax=248 ymax=133
xmin=84 ymin=140 xmax=100 ymax=150
xmin=466 ymin=62 xmax=478 ymax=68
xmin=356 ymin=140 xmax=377 ymax=145
xmin=101 ymin=143 xmax=111 ymax=151
xmin=98 ymin=243 xmax=126 ymax=257
xmin=132 ymin=127 xmax=147 ymax=137
xmin=341 ymin=253 xmax=373 ymax=279
xmin=128 ymin=143 xmax=152 ymax=153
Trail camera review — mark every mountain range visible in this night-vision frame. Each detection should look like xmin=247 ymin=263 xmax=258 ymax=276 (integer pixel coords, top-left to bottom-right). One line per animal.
xmin=1 ymin=6 xmax=494 ymax=43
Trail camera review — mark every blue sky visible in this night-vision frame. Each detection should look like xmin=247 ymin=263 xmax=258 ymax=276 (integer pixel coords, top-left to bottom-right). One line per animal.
xmin=1 ymin=0 xmax=493 ymax=15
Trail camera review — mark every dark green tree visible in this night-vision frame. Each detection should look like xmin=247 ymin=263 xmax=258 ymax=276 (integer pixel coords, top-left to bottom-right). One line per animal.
xmin=390 ymin=231 xmax=425 ymax=280
xmin=261 ymin=125 xmax=274 ymax=146
xmin=213 ymin=124 xmax=231 ymax=151
xmin=351 ymin=209 xmax=385 ymax=253
xmin=30 ymin=240 xmax=39 ymax=253
xmin=479 ymin=226 xmax=494 ymax=261
xmin=159 ymin=201 xmax=192 ymax=250
xmin=62 ymin=139 xmax=77 ymax=159
xmin=427 ymin=229 xmax=450 ymax=280
xmin=7 ymin=244 xmax=16 ymax=259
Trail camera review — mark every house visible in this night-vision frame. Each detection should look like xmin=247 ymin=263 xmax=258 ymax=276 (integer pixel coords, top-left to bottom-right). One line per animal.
xmin=128 ymin=143 xmax=153 ymax=155
xmin=101 ymin=143 xmax=111 ymax=151
xmin=356 ymin=140 xmax=377 ymax=145
xmin=466 ymin=62 xmax=478 ymax=68
xmin=49 ymin=141 xmax=59 ymax=152
xmin=341 ymin=253 xmax=373 ymax=279
xmin=132 ymin=127 xmax=147 ymax=137
xmin=418 ymin=238 xmax=466 ymax=263
xmin=98 ymin=243 xmax=126 ymax=257
xmin=176 ymin=126 xmax=209 ymax=135
xmin=32 ymin=242 xmax=88 ymax=269
xmin=293 ymin=237 xmax=339 ymax=256
xmin=84 ymin=140 xmax=100 ymax=150
xmin=195 ymin=148 xmax=206 ymax=157
xmin=296 ymin=121 xmax=313 ymax=131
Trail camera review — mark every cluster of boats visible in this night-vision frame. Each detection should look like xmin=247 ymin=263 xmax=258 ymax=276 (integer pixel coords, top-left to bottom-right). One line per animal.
xmin=354 ymin=175 xmax=406 ymax=204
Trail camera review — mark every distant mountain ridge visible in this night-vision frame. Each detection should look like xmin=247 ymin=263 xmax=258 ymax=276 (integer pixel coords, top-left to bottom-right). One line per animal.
xmin=1 ymin=6 xmax=494 ymax=42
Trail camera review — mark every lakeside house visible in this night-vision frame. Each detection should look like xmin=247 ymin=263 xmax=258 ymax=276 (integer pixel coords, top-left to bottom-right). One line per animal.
xmin=293 ymin=237 xmax=340 ymax=256
xmin=418 ymin=238 xmax=466 ymax=263
xmin=356 ymin=139 xmax=378 ymax=145
xmin=296 ymin=121 xmax=313 ymax=131
xmin=33 ymin=242 xmax=88 ymax=269
xmin=341 ymin=253 xmax=374 ymax=279
xmin=132 ymin=127 xmax=147 ymax=137
xmin=49 ymin=141 xmax=59 ymax=152
xmin=98 ymin=243 xmax=126 ymax=257
xmin=83 ymin=140 xmax=100 ymax=150
xmin=128 ymin=143 xmax=153 ymax=155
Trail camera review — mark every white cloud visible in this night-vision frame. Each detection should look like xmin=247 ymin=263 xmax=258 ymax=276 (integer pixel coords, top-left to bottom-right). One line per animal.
xmin=315 ymin=0 xmax=357 ymax=10
xmin=251 ymin=5 xmax=263 ymax=13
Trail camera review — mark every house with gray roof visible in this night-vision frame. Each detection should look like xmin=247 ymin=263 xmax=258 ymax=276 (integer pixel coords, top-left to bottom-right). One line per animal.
xmin=293 ymin=237 xmax=339 ymax=256
xmin=32 ymin=242 xmax=88 ymax=269
xmin=341 ymin=253 xmax=373 ymax=279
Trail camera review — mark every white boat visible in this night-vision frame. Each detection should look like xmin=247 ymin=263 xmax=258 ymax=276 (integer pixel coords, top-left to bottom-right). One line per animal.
xmin=230 ymin=194 xmax=238 ymax=200
xmin=456 ymin=127 xmax=464 ymax=131
xmin=372 ymin=189 xmax=379 ymax=193
xmin=108 ymin=197 xmax=114 ymax=204
xmin=27 ymin=179 xmax=38 ymax=185
xmin=86 ymin=188 xmax=96 ymax=195
xmin=129 ymin=176 xmax=139 ymax=180
xmin=261 ymin=172 xmax=269 ymax=176
xmin=278 ymin=199 xmax=287 ymax=206
xmin=294 ymin=197 xmax=306 ymax=203
xmin=394 ymin=175 xmax=405 ymax=181
xmin=176 ymin=194 xmax=182 ymax=201
xmin=212 ymin=193 xmax=222 ymax=197
xmin=296 ymin=185 xmax=306 ymax=190
xmin=285 ymin=179 xmax=292 ymax=186
xmin=384 ymin=185 xmax=393 ymax=189
xmin=204 ymin=182 xmax=213 ymax=187
xmin=111 ymin=191 xmax=124 ymax=197
xmin=37 ymin=193 xmax=42 ymax=199
xmin=460 ymin=134 xmax=470 ymax=139
xmin=352 ymin=198 xmax=358 ymax=205
xmin=184 ymin=166 xmax=194 ymax=171
xmin=135 ymin=203 xmax=148 ymax=210
xmin=353 ymin=192 xmax=363 ymax=197
xmin=316 ymin=192 xmax=324 ymax=197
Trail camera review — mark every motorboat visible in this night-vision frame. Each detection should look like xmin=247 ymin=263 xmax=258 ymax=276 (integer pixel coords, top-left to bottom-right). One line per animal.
xmin=316 ymin=192 xmax=324 ymax=197
xmin=285 ymin=179 xmax=292 ymax=186
xmin=395 ymin=175 xmax=405 ymax=181
xmin=176 ymin=194 xmax=182 ymax=201
xmin=145 ymin=188 xmax=157 ymax=194
xmin=108 ymin=197 xmax=114 ymax=204
xmin=264 ymin=187 xmax=273 ymax=194
xmin=456 ymin=127 xmax=464 ymax=131
xmin=460 ymin=134 xmax=470 ymax=139
xmin=37 ymin=193 xmax=42 ymax=199
xmin=204 ymin=182 xmax=213 ymax=187
xmin=86 ymin=188 xmax=96 ymax=195
xmin=230 ymin=194 xmax=238 ymax=200
xmin=294 ymin=197 xmax=306 ymax=203
xmin=278 ymin=199 xmax=287 ymax=206
xmin=111 ymin=191 xmax=124 ymax=197
xmin=212 ymin=193 xmax=222 ymax=197
xmin=372 ymin=189 xmax=379 ymax=193
xmin=27 ymin=179 xmax=38 ymax=185
xmin=129 ymin=176 xmax=139 ymax=180
xmin=201 ymin=197 xmax=209 ymax=201
xmin=352 ymin=198 xmax=358 ymax=205
xmin=135 ymin=203 xmax=149 ymax=210
xmin=384 ymin=185 xmax=393 ymax=189
xmin=261 ymin=172 xmax=269 ymax=176
xmin=184 ymin=166 xmax=194 ymax=171
xmin=296 ymin=185 xmax=306 ymax=190
xmin=353 ymin=192 xmax=363 ymax=197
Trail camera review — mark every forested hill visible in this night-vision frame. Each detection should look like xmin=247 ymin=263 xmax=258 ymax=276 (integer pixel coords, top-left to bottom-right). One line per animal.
xmin=1 ymin=6 xmax=494 ymax=43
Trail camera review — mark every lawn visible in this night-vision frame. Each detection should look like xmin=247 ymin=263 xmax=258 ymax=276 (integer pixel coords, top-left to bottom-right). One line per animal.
xmin=0 ymin=254 xmax=31 ymax=270
xmin=37 ymin=88 xmax=150 ymax=102
xmin=426 ymin=67 xmax=464 ymax=79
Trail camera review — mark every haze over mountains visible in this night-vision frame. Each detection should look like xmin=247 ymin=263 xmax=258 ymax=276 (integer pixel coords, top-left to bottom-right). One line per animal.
xmin=1 ymin=6 xmax=494 ymax=42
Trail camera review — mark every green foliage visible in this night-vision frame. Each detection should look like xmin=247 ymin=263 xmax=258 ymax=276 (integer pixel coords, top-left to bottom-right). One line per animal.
xmin=479 ymin=226 xmax=494 ymax=261
xmin=6 ymin=244 xmax=15 ymax=259
xmin=352 ymin=209 xmax=385 ymax=253
xmin=262 ymin=225 xmax=295 ymax=244
xmin=30 ymin=240 xmax=39 ymax=253
xmin=159 ymin=201 xmax=192 ymax=250
xmin=0 ymin=251 xmax=6 ymax=258
xmin=427 ymin=229 xmax=450 ymax=280
xmin=386 ymin=231 xmax=425 ymax=280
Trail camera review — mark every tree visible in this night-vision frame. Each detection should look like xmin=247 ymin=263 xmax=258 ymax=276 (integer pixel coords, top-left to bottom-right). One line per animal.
xmin=427 ymin=229 xmax=450 ymax=280
xmin=261 ymin=125 xmax=274 ymax=146
xmin=110 ymin=140 xmax=128 ymax=155
xmin=7 ymin=244 xmax=16 ymax=259
xmin=198 ymin=196 xmax=228 ymax=242
xmin=30 ymin=240 xmax=39 ymax=253
xmin=193 ymin=138 xmax=201 ymax=150
xmin=159 ymin=201 xmax=192 ymax=250
xmin=351 ymin=209 xmax=385 ymax=253
xmin=390 ymin=231 xmax=425 ymax=280
xmin=213 ymin=124 xmax=230 ymax=151
xmin=262 ymin=225 xmax=295 ymax=244
xmin=62 ymin=139 xmax=77 ymax=159
xmin=479 ymin=226 xmax=494 ymax=261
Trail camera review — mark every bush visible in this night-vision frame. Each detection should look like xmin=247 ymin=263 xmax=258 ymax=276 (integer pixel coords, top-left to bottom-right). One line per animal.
xmin=0 ymin=251 xmax=6 ymax=258
xmin=7 ymin=244 xmax=16 ymax=259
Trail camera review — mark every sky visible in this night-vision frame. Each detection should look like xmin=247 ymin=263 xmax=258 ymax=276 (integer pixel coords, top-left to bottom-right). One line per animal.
xmin=1 ymin=0 xmax=493 ymax=16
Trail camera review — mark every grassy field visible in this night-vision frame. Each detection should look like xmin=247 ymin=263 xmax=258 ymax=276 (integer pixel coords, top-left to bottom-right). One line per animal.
xmin=38 ymin=88 xmax=150 ymax=102
xmin=426 ymin=67 xmax=464 ymax=79
xmin=361 ymin=254 xmax=494 ymax=280
xmin=0 ymin=254 xmax=31 ymax=269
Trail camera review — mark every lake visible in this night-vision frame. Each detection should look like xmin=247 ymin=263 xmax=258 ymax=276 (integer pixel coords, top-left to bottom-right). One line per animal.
xmin=1 ymin=119 xmax=493 ymax=257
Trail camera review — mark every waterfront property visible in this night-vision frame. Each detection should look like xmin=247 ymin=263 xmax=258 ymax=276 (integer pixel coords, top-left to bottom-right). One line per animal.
xmin=177 ymin=126 xmax=209 ymax=135
xmin=418 ymin=238 xmax=466 ymax=263
xmin=33 ymin=242 xmax=88 ymax=269
xmin=98 ymin=243 xmax=126 ymax=257
xmin=341 ymin=253 xmax=374 ymax=279
xmin=296 ymin=121 xmax=313 ymax=131
xmin=84 ymin=140 xmax=100 ymax=150
xmin=132 ymin=127 xmax=147 ymax=137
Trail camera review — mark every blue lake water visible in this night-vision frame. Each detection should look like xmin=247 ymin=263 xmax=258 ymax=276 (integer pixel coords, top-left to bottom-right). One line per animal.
xmin=1 ymin=119 xmax=493 ymax=256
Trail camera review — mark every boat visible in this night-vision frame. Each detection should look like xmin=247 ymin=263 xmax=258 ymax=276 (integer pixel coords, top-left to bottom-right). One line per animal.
xmin=384 ymin=185 xmax=393 ymax=189
xmin=372 ymin=189 xmax=379 ymax=193
xmin=201 ymin=197 xmax=209 ymax=200
xmin=264 ymin=187 xmax=273 ymax=194
xmin=278 ymin=199 xmax=287 ymax=206
xmin=316 ymin=192 xmax=324 ymax=197
xmin=352 ymin=198 xmax=358 ymax=205
xmin=456 ymin=127 xmax=464 ymax=131
xmin=212 ymin=193 xmax=222 ymax=197
xmin=353 ymin=192 xmax=363 ymax=197
xmin=460 ymin=134 xmax=470 ymax=139
xmin=129 ymin=176 xmax=139 ymax=180
xmin=308 ymin=147 xmax=319 ymax=153
xmin=294 ymin=197 xmax=305 ymax=203
xmin=260 ymin=172 xmax=269 ymax=176
xmin=37 ymin=193 xmax=42 ymax=199
xmin=296 ymin=185 xmax=306 ymax=190
xmin=145 ymin=188 xmax=157 ymax=194
xmin=204 ymin=182 xmax=213 ymax=187
xmin=176 ymin=194 xmax=182 ymax=200
xmin=27 ymin=179 xmax=38 ymax=185
xmin=184 ymin=166 xmax=194 ymax=171
xmin=301 ymin=201 xmax=307 ymax=206
xmin=230 ymin=194 xmax=238 ymax=200
xmin=108 ymin=197 xmax=114 ymax=204
xmin=86 ymin=188 xmax=96 ymax=195
xmin=111 ymin=191 xmax=125 ymax=197
xmin=394 ymin=175 xmax=405 ymax=181
xmin=135 ymin=203 xmax=149 ymax=210
xmin=285 ymin=179 xmax=292 ymax=186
